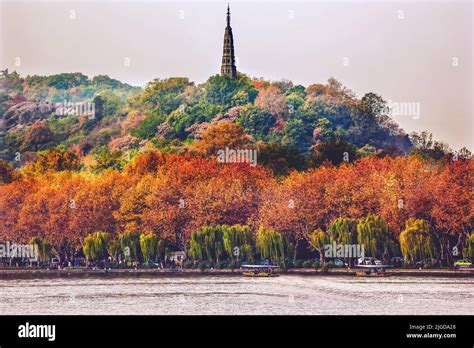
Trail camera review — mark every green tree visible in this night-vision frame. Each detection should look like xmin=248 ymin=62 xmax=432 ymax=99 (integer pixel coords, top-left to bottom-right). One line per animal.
xmin=399 ymin=218 xmax=437 ymax=265
xmin=83 ymin=232 xmax=110 ymax=265
xmin=310 ymin=228 xmax=330 ymax=264
xmin=92 ymin=146 xmax=125 ymax=173
xmin=281 ymin=118 xmax=312 ymax=154
xmin=307 ymin=137 xmax=357 ymax=168
xmin=30 ymin=236 xmax=52 ymax=264
xmin=328 ymin=218 xmax=358 ymax=266
xmin=257 ymin=142 xmax=305 ymax=176
xmin=140 ymin=77 xmax=193 ymax=114
xmin=357 ymin=215 xmax=396 ymax=263
xmin=223 ymin=225 xmax=254 ymax=263
xmin=189 ymin=226 xmax=225 ymax=265
xmin=256 ymin=227 xmax=286 ymax=268
xmin=463 ymin=233 xmax=474 ymax=259
xmin=204 ymin=74 xmax=257 ymax=106
xmin=120 ymin=230 xmax=142 ymax=264
xmin=139 ymin=233 xmax=158 ymax=264
xmin=236 ymin=105 xmax=276 ymax=139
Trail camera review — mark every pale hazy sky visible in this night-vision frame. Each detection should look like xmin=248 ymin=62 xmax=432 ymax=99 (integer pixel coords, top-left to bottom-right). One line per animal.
xmin=1 ymin=0 xmax=472 ymax=150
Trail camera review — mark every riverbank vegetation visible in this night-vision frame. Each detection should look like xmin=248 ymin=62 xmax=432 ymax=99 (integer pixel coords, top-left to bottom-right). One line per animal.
xmin=0 ymin=151 xmax=472 ymax=269
xmin=0 ymin=72 xmax=472 ymax=269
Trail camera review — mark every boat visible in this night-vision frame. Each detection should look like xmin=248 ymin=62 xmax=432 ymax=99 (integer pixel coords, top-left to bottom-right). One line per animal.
xmin=356 ymin=270 xmax=391 ymax=277
xmin=354 ymin=265 xmax=392 ymax=277
xmin=241 ymin=264 xmax=280 ymax=277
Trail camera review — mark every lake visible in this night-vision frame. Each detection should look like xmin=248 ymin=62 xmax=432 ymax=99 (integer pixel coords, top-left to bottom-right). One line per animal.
xmin=0 ymin=275 xmax=472 ymax=315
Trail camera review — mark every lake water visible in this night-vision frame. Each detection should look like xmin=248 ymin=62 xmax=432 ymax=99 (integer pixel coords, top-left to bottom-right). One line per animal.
xmin=0 ymin=275 xmax=472 ymax=315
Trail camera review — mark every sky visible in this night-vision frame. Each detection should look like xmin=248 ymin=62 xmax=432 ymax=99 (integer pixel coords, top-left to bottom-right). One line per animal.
xmin=0 ymin=0 xmax=472 ymax=150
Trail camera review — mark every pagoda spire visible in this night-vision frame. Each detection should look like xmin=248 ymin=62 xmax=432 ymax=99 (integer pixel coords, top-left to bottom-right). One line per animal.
xmin=221 ymin=4 xmax=237 ymax=79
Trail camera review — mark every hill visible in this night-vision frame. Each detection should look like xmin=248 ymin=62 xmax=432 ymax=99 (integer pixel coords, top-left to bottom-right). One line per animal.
xmin=1 ymin=70 xmax=464 ymax=173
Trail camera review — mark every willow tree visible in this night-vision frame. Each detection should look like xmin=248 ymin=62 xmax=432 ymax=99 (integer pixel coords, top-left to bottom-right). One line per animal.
xmin=106 ymin=237 xmax=120 ymax=265
xmin=256 ymin=227 xmax=286 ymax=268
xmin=329 ymin=218 xmax=358 ymax=245
xmin=223 ymin=225 xmax=254 ymax=263
xmin=328 ymin=218 xmax=358 ymax=266
xmin=139 ymin=233 xmax=158 ymax=264
xmin=83 ymin=232 xmax=110 ymax=265
xmin=119 ymin=230 xmax=142 ymax=264
xmin=463 ymin=233 xmax=474 ymax=259
xmin=310 ymin=228 xmax=330 ymax=264
xmin=357 ymin=214 xmax=396 ymax=263
xmin=189 ymin=226 xmax=225 ymax=265
xmin=29 ymin=236 xmax=52 ymax=264
xmin=156 ymin=239 xmax=166 ymax=263
xmin=399 ymin=218 xmax=437 ymax=264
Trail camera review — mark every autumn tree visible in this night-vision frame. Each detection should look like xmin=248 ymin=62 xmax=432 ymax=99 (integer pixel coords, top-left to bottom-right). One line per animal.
xmin=23 ymin=149 xmax=80 ymax=174
xmin=0 ymin=160 xmax=16 ymax=184
xmin=194 ymin=122 xmax=254 ymax=156
xmin=254 ymin=85 xmax=288 ymax=119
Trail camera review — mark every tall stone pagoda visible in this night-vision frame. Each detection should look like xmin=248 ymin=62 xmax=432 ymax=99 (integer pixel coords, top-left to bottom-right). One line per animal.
xmin=220 ymin=5 xmax=237 ymax=79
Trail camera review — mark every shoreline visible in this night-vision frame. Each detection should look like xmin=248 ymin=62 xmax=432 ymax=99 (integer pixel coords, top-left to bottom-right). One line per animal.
xmin=0 ymin=268 xmax=472 ymax=279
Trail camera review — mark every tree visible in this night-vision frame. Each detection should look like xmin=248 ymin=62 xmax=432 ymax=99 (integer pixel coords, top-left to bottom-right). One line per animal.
xmin=236 ymin=105 xmax=276 ymax=139
xmin=399 ymin=218 xmax=437 ymax=265
xmin=254 ymin=85 xmax=288 ymax=119
xmin=409 ymin=131 xmax=451 ymax=161
xmin=189 ymin=226 xmax=225 ymax=264
xmin=23 ymin=121 xmax=54 ymax=152
xmin=0 ymin=160 xmax=16 ymax=184
xmin=30 ymin=236 xmax=52 ymax=264
xmin=310 ymin=228 xmax=329 ymax=264
xmin=194 ymin=123 xmax=254 ymax=156
xmin=357 ymin=215 xmax=396 ymax=263
xmin=256 ymin=227 xmax=286 ymax=267
xmin=83 ymin=232 xmax=110 ymax=265
xmin=430 ymin=159 xmax=473 ymax=263
xmin=328 ymin=217 xmax=358 ymax=266
xmin=307 ymin=137 xmax=357 ymax=167
xmin=223 ymin=225 xmax=253 ymax=263
xmin=257 ymin=142 xmax=305 ymax=176
xmin=281 ymin=119 xmax=312 ymax=154
xmin=119 ymin=230 xmax=142 ymax=264
xmin=24 ymin=149 xmax=79 ymax=174
xmin=139 ymin=233 xmax=159 ymax=264
xmin=204 ymin=74 xmax=257 ymax=107
xmin=463 ymin=233 xmax=474 ymax=259
xmin=92 ymin=146 xmax=125 ymax=173
xmin=140 ymin=77 xmax=193 ymax=114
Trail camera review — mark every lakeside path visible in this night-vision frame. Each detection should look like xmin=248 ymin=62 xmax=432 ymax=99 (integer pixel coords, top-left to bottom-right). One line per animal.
xmin=0 ymin=268 xmax=473 ymax=279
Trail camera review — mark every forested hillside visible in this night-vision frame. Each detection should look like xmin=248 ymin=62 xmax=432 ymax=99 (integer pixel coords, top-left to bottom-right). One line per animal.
xmin=1 ymin=70 xmax=439 ymax=172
